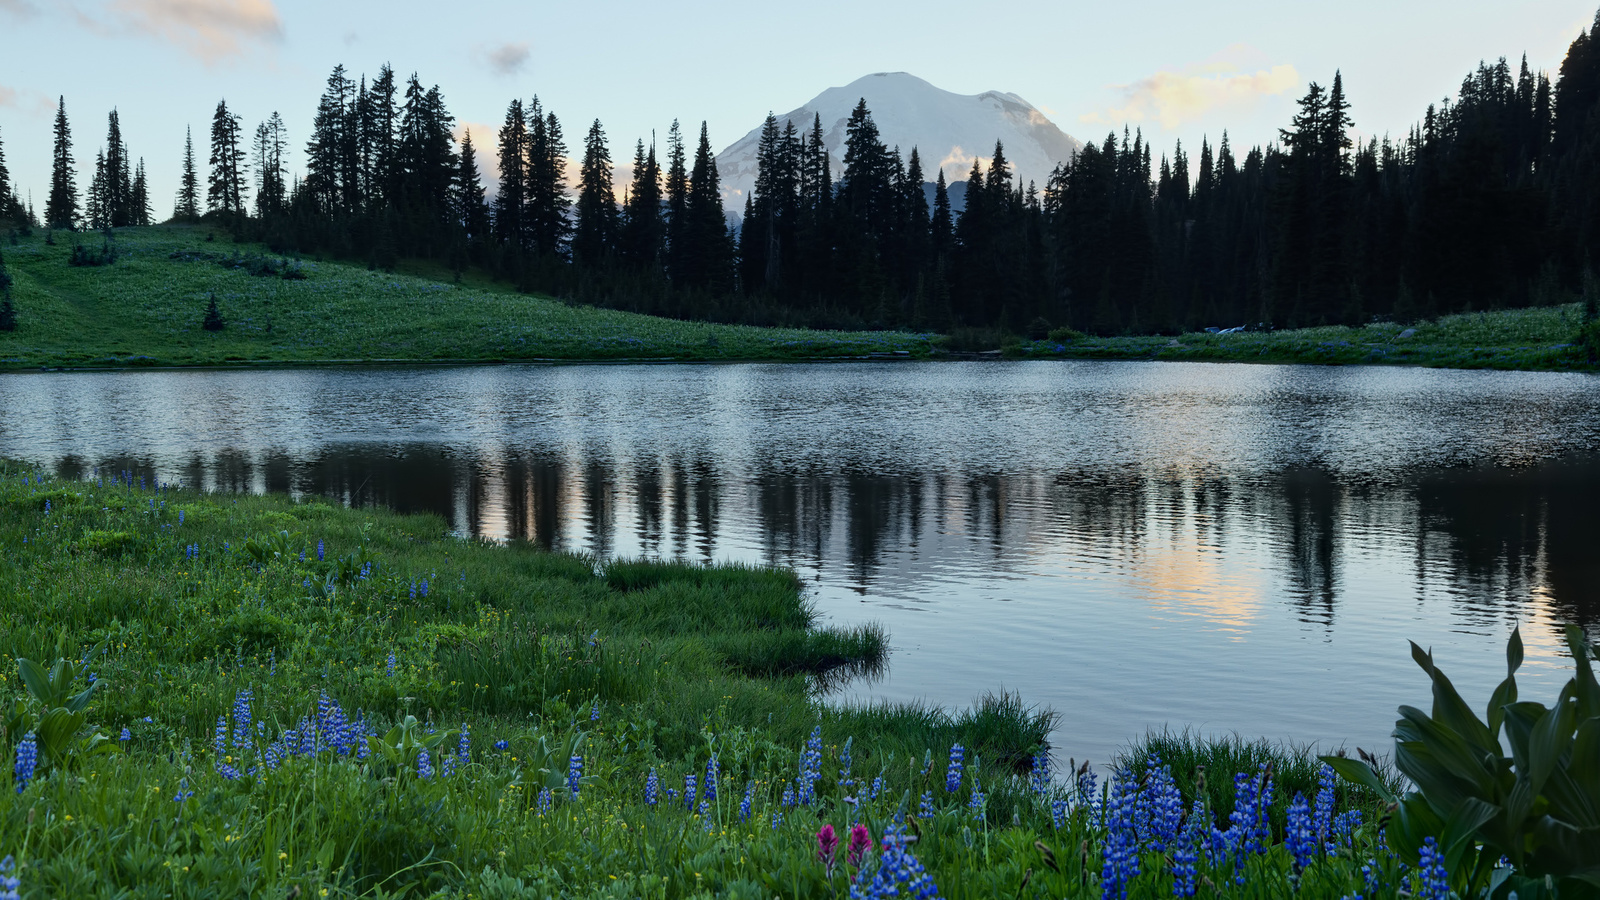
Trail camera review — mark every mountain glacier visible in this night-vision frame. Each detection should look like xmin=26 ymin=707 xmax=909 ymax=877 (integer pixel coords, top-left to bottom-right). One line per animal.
xmin=717 ymin=72 xmax=1082 ymax=216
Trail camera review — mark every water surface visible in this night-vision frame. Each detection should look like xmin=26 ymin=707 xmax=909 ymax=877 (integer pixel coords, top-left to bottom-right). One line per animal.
xmin=4 ymin=360 xmax=1597 ymax=763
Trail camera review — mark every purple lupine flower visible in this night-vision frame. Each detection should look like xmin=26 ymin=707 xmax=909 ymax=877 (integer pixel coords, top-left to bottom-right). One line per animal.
xmin=1286 ymin=793 xmax=1317 ymax=870
xmin=945 ymin=743 xmax=965 ymax=793
xmin=12 ymin=733 xmax=37 ymax=793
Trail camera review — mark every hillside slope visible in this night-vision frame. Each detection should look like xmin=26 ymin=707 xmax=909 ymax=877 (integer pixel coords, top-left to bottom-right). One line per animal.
xmin=0 ymin=226 xmax=936 ymax=369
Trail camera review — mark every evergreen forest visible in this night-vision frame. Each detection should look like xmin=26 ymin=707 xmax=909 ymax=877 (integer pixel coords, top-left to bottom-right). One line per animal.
xmin=6 ymin=13 xmax=1600 ymax=337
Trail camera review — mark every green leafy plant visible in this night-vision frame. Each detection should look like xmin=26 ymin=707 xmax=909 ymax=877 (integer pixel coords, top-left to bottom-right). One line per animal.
xmin=1323 ymin=625 xmax=1600 ymax=900
xmin=15 ymin=649 xmax=112 ymax=768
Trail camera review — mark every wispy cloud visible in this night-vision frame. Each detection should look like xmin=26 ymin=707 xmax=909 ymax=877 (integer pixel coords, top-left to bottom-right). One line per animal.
xmin=1082 ymin=50 xmax=1299 ymax=131
xmin=0 ymin=0 xmax=38 ymax=17
xmin=0 ymin=83 xmax=59 ymax=116
xmin=101 ymin=0 xmax=284 ymax=64
xmin=484 ymin=42 xmax=530 ymax=77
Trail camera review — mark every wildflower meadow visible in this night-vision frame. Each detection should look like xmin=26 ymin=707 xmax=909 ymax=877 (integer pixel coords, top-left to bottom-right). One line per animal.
xmin=0 ymin=463 xmax=1593 ymax=898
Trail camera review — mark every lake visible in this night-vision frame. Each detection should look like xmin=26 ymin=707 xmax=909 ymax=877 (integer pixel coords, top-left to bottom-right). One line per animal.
xmin=3 ymin=359 xmax=1597 ymax=764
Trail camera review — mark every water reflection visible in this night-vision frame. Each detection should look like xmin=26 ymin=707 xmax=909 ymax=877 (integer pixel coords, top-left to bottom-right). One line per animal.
xmin=3 ymin=361 xmax=1599 ymax=762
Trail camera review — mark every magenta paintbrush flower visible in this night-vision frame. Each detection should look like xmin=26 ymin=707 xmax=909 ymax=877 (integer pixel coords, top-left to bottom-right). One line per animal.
xmin=848 ymin=823 xmax=872 ymax=866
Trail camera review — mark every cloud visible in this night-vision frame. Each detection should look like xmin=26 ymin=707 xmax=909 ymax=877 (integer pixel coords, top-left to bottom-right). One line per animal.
xmin=485 ymin=42 xmax=530 ymax=77
xmin=0 ymin=0 xmax=38 ymax=17
xmin=0 ymin=83 xmax=58 ymax=116
xmin=1082 ymin=57 xmax=1299 ymax=131
xmin=104 ymin=0 xmax=283 ymax=64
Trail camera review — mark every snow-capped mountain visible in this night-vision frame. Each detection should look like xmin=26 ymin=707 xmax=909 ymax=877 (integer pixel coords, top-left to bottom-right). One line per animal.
xmin=717 ymin=72 xmax=1082 ymax=216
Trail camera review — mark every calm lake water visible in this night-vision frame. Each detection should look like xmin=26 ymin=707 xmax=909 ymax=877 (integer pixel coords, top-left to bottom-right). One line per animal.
xmin=3 ymin=360 xmax=1598 ymax=764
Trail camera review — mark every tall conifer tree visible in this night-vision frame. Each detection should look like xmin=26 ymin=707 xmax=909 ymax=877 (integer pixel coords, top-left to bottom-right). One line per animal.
xmin=207 ymin=100 xmax=247 ymax=221
xmin=493 ymin=99 xmax=528 ymax=248
xmin=46 ymin=97 xmax=79 ymax=229
xmin=175 ymin=126 xmax=201 ymax=222
xmin=573 ymin=118 xmax=617 ymax=265
xmin=621 ymin=138 xmax=663 ymax=269
xmin=456 ymin=130 xmax=490 ymax=244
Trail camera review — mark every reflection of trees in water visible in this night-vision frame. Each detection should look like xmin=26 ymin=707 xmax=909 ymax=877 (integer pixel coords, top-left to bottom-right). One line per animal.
xmin=1276 ymin=469 xmax=1342 ymax=623
xmin=1415 ymin=460 xmax=1600 ymax=626
xmin=49 ymin=447 xmax=1600 ymax=627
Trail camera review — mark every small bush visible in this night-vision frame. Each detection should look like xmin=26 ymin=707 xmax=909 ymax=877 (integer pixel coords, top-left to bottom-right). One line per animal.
xmin=202 ymin=294 xmax=225 ymax=332
xmin=1047 ymin=326 xmax=1084 ymax=343
xmin=1025 ymin=316 xmax=1052 ymax=340
xmin=68 ymin=240 xmax=117 ymax=267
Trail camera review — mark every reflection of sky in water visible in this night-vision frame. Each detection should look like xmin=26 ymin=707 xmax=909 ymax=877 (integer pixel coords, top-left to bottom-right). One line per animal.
xmin=3 ymin=360 xmax=1599 ymax=764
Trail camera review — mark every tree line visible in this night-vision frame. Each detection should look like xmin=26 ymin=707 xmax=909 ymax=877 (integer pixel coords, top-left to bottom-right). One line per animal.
xmin=6 ymin=10 xmax=1600 ymax=334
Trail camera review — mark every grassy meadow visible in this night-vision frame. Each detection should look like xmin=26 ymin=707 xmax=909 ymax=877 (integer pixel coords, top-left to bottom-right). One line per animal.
xmin=0 ymin=463 xmax=1457 ymax=899
xmin=0 ymin=226 xmax=937 ymax=369
xmin=2 ymin=224 xmax=1598 ymax=372
xmin=1010 ymin=304 xmax=1598 ymax=370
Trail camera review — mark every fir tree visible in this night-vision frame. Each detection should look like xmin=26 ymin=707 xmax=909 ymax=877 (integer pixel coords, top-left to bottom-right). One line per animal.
xmin=202 ymin=292 xmax=225 ymax=331
xmin=175 ymin=126 xmax=201 ymax=222
xmin=46 ymin=97 xmax=79 ymax=229
xmin=207 ymin=100 xmax=247 ymax=221
xmin=0 ymin=124 xmax=10 ymax=218
xmin=253 ymin=112 xmax=288 ymax=218
xmin=456 ymin=130 xmax=490 ymax=244
xmin=664 ymin=119 xmax=689 ymax=282
xmin=573 ymin=118 xmax=618 ymax=265
xmin=682 ymin=121 xmax=732 ymax=292
xmin=526 ymin=102 xmax=570 ymax=258
xmin=365 ymin=65 xmax=400 ymax=207
xmin=931 ymin=169 xmax=953 ymax=258
xmin=86 ymin=149 xmax=107 ymax=230
xmin=130 ymin=158 xmax=150 ymax=226
xmin=621 ymin=137 xmax=663 ymax=268
xmin=104 ymin=109 xmax=131 ymax=227
xmin=0 ymin=294 xmax=14 ymax=332
xmin=493 ymin=99 xmax=528 ymax=248
xmin=306 ymin=65 xmax=355 ymax=214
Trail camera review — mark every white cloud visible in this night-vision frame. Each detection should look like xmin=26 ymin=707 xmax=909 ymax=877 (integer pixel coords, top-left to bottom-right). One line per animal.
xmin=88 ymin=0 xmax=283 ymax=64
xmin=484 ymin=42 xmax=530 ymax=77
xmin=1082 ymin=55 xmax=1300 ymax=131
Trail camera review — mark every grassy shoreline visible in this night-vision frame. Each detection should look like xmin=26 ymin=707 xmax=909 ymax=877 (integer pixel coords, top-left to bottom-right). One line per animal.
xmin=3 ymin=225 xmax=1597 ymax=373
xmin=0 ymin=462 xmax=1441 ymax=898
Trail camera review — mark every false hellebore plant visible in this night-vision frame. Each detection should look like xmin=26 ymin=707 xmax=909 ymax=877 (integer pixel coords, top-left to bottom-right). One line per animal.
xmin=1323 ymin=625 xmax=1600 ymax=900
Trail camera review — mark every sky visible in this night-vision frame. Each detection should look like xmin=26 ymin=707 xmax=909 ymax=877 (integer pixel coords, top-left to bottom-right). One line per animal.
xmin=1 ymin=0 xmax=1596 ymax=214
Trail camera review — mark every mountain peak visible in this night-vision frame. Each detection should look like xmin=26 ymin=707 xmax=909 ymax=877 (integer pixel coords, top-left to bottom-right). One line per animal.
xmin=717 ymin=73 xmax=1081 ymax=214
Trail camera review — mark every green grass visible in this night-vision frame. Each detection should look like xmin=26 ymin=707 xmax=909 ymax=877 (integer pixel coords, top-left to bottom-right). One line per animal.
xmin=1011 ymin=306 xmax=1597 ymax=371
xmin=0 ymin=463 xmax=1463 ymax=898
xmin=0 ymin=226 xmax=937 ymax=369
xmin=4 ymin=225 xmax=1593 ymax=371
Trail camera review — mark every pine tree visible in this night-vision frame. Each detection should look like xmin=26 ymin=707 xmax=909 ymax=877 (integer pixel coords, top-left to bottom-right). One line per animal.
xmin=207 ymin=100 xmax=247 ymax=221
xmin=664 ymin=119 xmax=689 ymax=282
xmin=456 ymin=130 xmax=490 ymax=244
xmin=621 ymin=138 xmax=663 ymax=268
xmin=104 ymin=109 xmax=131 ymax=227
xmin=253 ymin=112 xmax=288 ymax=218
xmin=86 ymin=149 xmax=107 ymax=230
xmin=46 ymin=97 xmax=79 ymax=229
xmin=175 ymin=126 xmax=201 ymax=222
xmin=682 ymin=121 xmax=732 ymax=292
xmin=931 ymin=169 xmax=953 ymax=258
xmin=0 ymin=124 xmax=16 ymax=224
xmin=202 ymin=292 xmax=225 ymax=331
xmin=493 ymin=99 xmax=528 ymax=248
xmin=0 ymin=124 xmax=10 ymax=217
xmin=306 ymin=65 xmax=354 ymax=215
xmin=130 ymin=158 xmax=150 ymax=226
xmin=573 ymin=118 xmax=617 ymax=265
xmin=365 ymin=65 xmax=400 ymax=208
xmin=526 ymin=102 xmax=570 ymax=258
